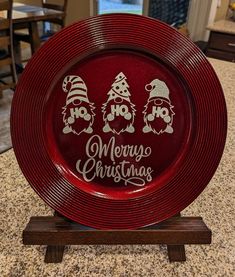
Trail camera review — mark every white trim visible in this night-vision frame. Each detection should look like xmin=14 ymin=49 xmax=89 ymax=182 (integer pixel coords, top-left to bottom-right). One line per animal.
xmin=89 ymin=0 xmax=98 ymax=16
xmin=187 ymin=0 xmax=216 ymax=42
xmin=204 ymin=0 xmax=218 ymax=40
xmin=143 ymin=0 xmax=150 ymax=16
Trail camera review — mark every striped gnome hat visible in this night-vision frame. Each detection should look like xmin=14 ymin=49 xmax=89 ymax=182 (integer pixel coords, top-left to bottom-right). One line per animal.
xmin=62 ymin=75 xmax=89 ymax=104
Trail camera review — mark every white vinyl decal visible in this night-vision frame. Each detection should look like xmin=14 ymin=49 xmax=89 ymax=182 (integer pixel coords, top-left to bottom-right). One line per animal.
xmin=62 ymin=75 xmax=95 ymax=135
xmin=102 ymin=72 xmax=136 ymax=134
xmin=61 ymin=74 xmax=175 ymax=187
xmin=143 ymin=79 xmax=175 ymax=134
xmin=76 ymin=135 xmax=154 ymax=187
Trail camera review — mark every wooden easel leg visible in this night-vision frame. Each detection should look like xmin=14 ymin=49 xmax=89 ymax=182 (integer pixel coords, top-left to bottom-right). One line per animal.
xmin=167 ymin=245 xmax=186 ymax=262
xmin=166 ymin=213 xmax=186 ymax=262
xmin=45 ymin=245 xmax=65 ymax=263
xmin=44 ymin=211 xmax=66 ymax=263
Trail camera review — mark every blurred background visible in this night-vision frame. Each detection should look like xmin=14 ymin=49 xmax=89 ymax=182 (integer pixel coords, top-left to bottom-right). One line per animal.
xmin=0 ymin=0 xmax=234 ymax=153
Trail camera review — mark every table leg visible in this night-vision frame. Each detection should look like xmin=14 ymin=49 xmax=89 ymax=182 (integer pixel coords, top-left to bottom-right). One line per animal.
xmin=28 ymin=22 xmax=41 ymax=54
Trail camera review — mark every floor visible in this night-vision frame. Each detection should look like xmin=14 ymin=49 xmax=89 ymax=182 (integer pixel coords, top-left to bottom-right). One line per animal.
xmin=0 ymin=89 xmax=13 ymax=154
xmin=0 ymin=58 xmax=234 ymax=276
xmin=0 ymin=43 xmax=29 ymax=154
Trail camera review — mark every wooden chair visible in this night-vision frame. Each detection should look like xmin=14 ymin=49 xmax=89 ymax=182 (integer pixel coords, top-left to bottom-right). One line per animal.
xmin=14 ymin=0 xmax=68 ymax=56
xmin=42 ymin=0 xmax=68 ymax=30
xmin=0 ymin=0 xmax=17 ymax=97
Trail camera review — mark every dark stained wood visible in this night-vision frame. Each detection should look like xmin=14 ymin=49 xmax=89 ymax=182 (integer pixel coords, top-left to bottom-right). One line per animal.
xmin=167 ymin=245 xmax=186 ymax=262
xmin=42 ymin=3 xmax=64 ymax=11
xmin=2 ymin=3 xmax=65 ymax=56
xmin=45 ymin=245 xmax=65 ymax=263
xmin=42 ymin=0 xmax=68 ymax=12
xmin=208 ymin=32 xmax=235 ymax=53
xmin=11 ymin=4 xmax=65 ymax=24
xmin=23 ymin=214 xmax=211 ymax=263
xmin=43 ymin=210 xmax=70 ymax=263
xmin=0 ymin=0 xmax=10 ymax=11
xmin=12 ymin=2 xmax=66 ymax=55
xmin=206 ymin=31 xmax=235 ymax=62
xmin=0 ymin=57 xmax=12 ymax=67
xmin=206 ymin=49 xmax=235 ymax=62
xmin=41 ymin=0 xmax=67 ymax=28
xmin=0 ymin=36 xmax=10 ymax=46
xmin=0 ymin=18 xmax=10 ymax=30
xmin=28 ymin=22 xmax=41 ymax=53
xmin=0 ymin=81 xmax=15 ymax=90
xmin=168 ymin=212 xmax=186 ymax=261
xmin=0 ymin=0 xmax=17 ymax=93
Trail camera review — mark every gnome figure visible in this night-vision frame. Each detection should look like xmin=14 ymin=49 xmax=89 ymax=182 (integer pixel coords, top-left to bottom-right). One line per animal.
xmin=102 ymin=72 xmax=136 ymax=134
xmin=62 ymin=75 xmax=95 ymax=136
xmin=143 ymin=79 xmax=174 ymax=135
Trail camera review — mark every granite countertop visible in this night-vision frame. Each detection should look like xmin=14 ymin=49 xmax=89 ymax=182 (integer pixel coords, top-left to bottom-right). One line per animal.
xmin=207 ymin=19 xmax=235 ymax=34
xmin=0 ymin=58 xmax=234 ymax=276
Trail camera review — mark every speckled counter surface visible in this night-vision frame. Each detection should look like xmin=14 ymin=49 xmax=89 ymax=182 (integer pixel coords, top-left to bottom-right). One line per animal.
xmin=207 ymin=19 xmax=235 ymax=34
xmin=0 ymin=58 xmax=234 ymax=276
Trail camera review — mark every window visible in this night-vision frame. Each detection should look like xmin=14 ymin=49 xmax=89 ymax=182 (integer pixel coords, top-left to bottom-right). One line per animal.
xmin=98 ymin=0 xmax=144 ymax=15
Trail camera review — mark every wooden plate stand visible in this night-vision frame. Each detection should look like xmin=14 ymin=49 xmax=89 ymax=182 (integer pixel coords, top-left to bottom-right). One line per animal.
xmin=22 ymin=212 xmax=211 ymax=263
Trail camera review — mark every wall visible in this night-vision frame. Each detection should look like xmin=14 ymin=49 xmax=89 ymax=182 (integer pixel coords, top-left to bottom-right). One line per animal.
xmin=16 ymin=0 xmax=41 ymax=5
xmin=14 ymin=0 xmax=91 ymax=25
xmin=66 ymin=0 xmax=90 ymax=24
xmin=215 ymin=0 xmax=229 ymax=21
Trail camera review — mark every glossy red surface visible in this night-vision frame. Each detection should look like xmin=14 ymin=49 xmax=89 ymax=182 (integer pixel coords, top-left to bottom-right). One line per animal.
xmin=45 ymin=50 xmax=192 ymax=199
xmin=11 ymin=14 xmax=227 ymax=229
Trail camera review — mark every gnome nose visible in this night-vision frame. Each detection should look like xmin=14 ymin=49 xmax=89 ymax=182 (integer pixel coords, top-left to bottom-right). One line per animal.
xmin=73 ymin=99 xmax=81 ymax=106
xmin=145 ymin=84 xmax=155 ymax=91
xmin=114 ymin=97 xmax=123 ymax=104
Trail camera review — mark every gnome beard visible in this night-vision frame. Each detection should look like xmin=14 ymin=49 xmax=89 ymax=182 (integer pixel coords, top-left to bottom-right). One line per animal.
xmin=103 ymin=97 xmax=135 ymax=134
xmin=62 ymin=101 xmax=95 ymax=135
xmin=143 ymin=98 xmax=174 ymax=134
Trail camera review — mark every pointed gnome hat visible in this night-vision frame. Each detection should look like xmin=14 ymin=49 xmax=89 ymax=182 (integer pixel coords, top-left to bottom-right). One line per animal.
xmin=145 ymin=79 xmax=169 ymax=101
xmin=63 ymin=75 xmax=89 ymax=104
xmin=112 ymin=72 xmax=130 ymax=98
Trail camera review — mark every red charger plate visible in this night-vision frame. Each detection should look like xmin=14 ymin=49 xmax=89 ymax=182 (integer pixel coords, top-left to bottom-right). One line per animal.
xmin=11 ymin=14 xmax=227 ymax=229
